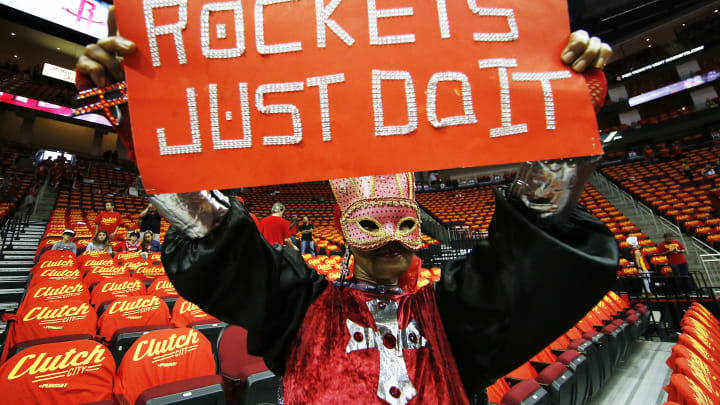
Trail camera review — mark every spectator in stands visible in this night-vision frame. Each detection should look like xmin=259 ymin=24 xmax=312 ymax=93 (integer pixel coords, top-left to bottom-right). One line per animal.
xmin=51 ymin=229 xmax=77 ymax=254
xmin=713 ymin=160 xmax=720 ymax=174
xmin=643 ymin=145 xmax=656 ymax=164
xmin=95 ymin=201 xmax=122 ymax=240
xmin=681 ymin=159 xmax=694 ymax=180
xmin=121 ymin=231 xmax=141 ymax=252
xmin=703 ymin=163 xmax=716 ymax=176
xmin=258 ymin=202 xmax=297 ymax=250
xmin=289 ymin=215 xmax=299 ymax=249
xmin=708 ymin=188 xmax=720 ymax=217
xmin=627 ymin=236 xmax=652 ymax=294
xmin=659 ymin=233 xmax=697 ymax=293
xmin=86 ymin=230 xmax=112 ymax=254
xmin=138 ymin=202 xmax=161 ymax=241
xmin=671 ymin=141 xmax=683 ymax=160
xmin=299 ymin=216 xmax=316 ymax=257
xmin=141 ymin=231 xmax=161 ymax=253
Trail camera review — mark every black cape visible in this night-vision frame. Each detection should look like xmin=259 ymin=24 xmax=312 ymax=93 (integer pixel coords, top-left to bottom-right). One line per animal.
xmin=161 ymin=189 xmax=618 ymax=397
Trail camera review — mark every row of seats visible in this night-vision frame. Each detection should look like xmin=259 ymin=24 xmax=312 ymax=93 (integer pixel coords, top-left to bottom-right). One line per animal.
xmin=579 ymin=185 xmax=673 ymax=277
xmin=488 ymin=291 xmax=649 ymax=405
xmin=602 ymin=146 xmax=720 ymax=247
xmin=664 ymin=303 xmax=720 ymax=404
xmin=0 ymin=241 xmax=278 ymax=404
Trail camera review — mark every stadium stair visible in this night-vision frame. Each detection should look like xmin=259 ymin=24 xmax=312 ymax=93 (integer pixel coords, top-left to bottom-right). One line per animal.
xmin=30 ymin=181 xmax=58 ymax=221
xmin=0 ymin=220 xmax=47 ymax=333
xmin=589 ymin=173 xmax=704 ymax=272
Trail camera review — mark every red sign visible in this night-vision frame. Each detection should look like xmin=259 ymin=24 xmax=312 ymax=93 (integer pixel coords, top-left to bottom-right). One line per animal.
xmin=115 ymin=0 xmax=600 ymax=193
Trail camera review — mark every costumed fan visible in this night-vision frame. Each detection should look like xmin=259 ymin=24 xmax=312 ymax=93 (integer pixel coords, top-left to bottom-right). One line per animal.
xmin=76 ymin=7 xmax=617 ymax=405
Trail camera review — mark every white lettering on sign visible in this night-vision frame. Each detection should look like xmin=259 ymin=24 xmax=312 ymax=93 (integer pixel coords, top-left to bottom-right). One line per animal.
xmin=201 ymin=1 xmax=245 ymax=59
xmin=477 ymin=58 xmax=527 ymax=138
xmin=210 ymin=83 xmax=253 ymax=149
xmin=512 ymin=71 xmax=572 ymax=130
xmin=466 ymin=4 xmax=518 ymax=42
xmin=315 ymin=0 xmax=355 ymax=48
xmin=157 ymin=88 xmax=203 ymax=155
xmin=426 ymin=72 xmax=477 ymax=128
xmin=143 ymin=0 xmax=188 ymax=67
xmin=372 ymin=70 xmax=418 ymax=137
xmin=307 ymin=73 xmax=345 ymax=142
xmin=255 ymin=0 xmax=303 ymax=54
xmin=367 ymin=0 xmax=415 ymax=46
xmin=436 ymin=0 xmax=451 ymax=39
xmin=256 ymin=82 xmax=305 ymax=145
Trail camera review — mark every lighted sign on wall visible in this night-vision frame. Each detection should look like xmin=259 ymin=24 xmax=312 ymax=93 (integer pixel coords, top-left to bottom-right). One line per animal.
xmin=1 ymin=0 xmax=109 ymax=39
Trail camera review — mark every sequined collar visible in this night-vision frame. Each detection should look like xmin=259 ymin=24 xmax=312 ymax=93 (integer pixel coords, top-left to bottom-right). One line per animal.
xmin=335 ymin=278 xmax=405 ymax=295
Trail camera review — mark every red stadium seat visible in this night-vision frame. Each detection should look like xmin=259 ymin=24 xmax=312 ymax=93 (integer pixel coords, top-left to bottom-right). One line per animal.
xmin=21 ymin=280 xmax=90 ymax=312
xmin=83 ymin=265 xmax=130 ymax=288
xmin=665 ymin=373 xmax=716 ymax=405
xmin=0 ymin=340 xmax=115 ymax=405
xmin=132 ymin=264 xmax=166 ymax=283
xmin=36 ymin=249 xmax=78 ymax=268
xmin=147 ymin=276 xmax=178 ymax=298
xmin=172 ymin=297 xmax=220 ymax=328
xmin=114 ymin=328 xmax=221 ymax=405
xmin=77 ymin=251 xmax=113 ymax=267
xmin=28 ymin=265 xmax=82 ymax=287
xmin=2 ymin=299 xmax=96 ymax=362
xmin=81 ymin=256 xmax=117 ymax=273
xmin=91 ymin=277 xmax=147 ymax=308
xmin=97 ymin=295 xmax=171 ymax=342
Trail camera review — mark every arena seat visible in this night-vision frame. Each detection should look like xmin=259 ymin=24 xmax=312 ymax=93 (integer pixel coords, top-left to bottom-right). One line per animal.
xmin=27 ymin=266 xmax=82 ymax=287
xmin=91 ymin=277 xmax=147 ymax=309
xmin=114 ymin=328 xmax=221 ymax=405
xmin=132 ymin=264 xmax=166 ymax=284
xmin=500 ymin=379 xmax=550 ymax=405
xmin=97 ymin=295 xmax=171 ymax=343
xmin=217 ymin=325 xmax=280 ymax=404
xmin=83 ymin=265 xmax=130 ymax=289
xmin=35 ymin=249 xmax=78 ymax=267
xmin=0 ymin=340 xmax=116 ymax=405
xmin=135 ymin=375 xmax=225 ymax=405
xmin=673 ymin=357 xmax=720 ymax=402
xmin=506 ymin=361 xmax=576 ymax=405
xmin=20 ymin=280 xmax=90 ymax=312
xmin=2 ymin=299 xmax=96 ymax=362
xmin=148 ymin=276 xmax=180 ymax=311
xmin=665 ymin=373 xmax=716 ymax=405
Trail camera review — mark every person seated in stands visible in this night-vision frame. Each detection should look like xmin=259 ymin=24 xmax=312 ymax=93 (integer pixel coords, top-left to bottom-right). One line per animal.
xmin=713 ymin=160 xmax=720 ymax=174
xmin=94 ymin=201 xmax=122 ymax=240
xmin=658 ymin=147 xmax=671 ymax=162
xmin=681 ymin=159 xmax=694 ymax=181
xmin=120 ymin=231 xmax=141 ymax=252
xmin=51 ymin=229 xmax=77 ymax=255
xmin=643 ymin=145 xmax=656 ymax=164
xmin=85 ymin=230 xmax=113 ymax=254
xmin=671 ymin=142 xmax=683 ymax=160
xmin=140 ymin=231 xmax=161 ymax=253
xmin=703 ymin=163 xmax=716 ymax=176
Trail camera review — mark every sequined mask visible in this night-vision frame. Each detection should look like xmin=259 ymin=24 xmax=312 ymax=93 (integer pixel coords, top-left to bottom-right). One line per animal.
xmin=330 ymin=173 xmax=422 ymax=251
